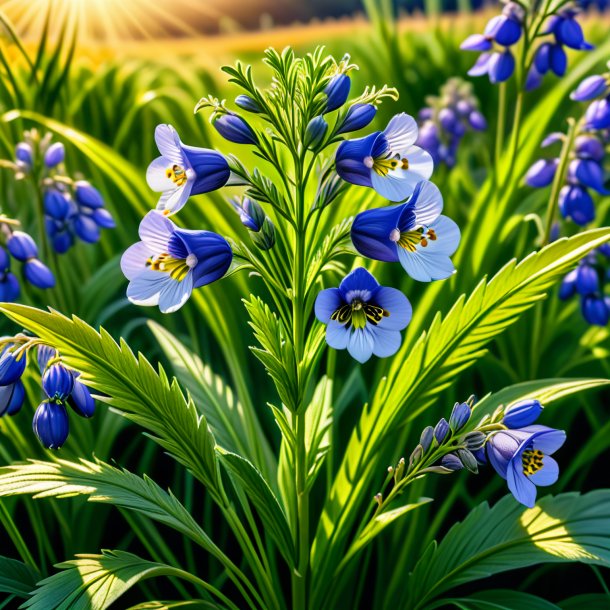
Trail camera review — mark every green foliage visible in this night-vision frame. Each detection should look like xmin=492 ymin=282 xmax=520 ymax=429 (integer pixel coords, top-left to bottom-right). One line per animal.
xmin=440 ymin=590 xmax=561 ymax=610
xmin=0 ymin=555 xmax=40 ymax=598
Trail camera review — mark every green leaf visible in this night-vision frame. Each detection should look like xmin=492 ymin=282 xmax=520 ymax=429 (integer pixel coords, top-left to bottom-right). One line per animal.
xmin=147 ymin=321 xmax=276 ymax=481
xmin=407 ymin=491 xmax=610 ymax=609
xmin=440 ymin=590 xmax=560 ymax=610
xmin=218 ymin=449 xmax=295 ymax=565
xmin=0 ymin=556 xmax=40 ymax=598
xmin=304 ymin=375 xmax=333 ymax=490
xmin=311 ymin=228 xmax=610 ymax=606
xmin=21 ymin=550 xmax=225 ymax=610
xmin=559 ymin=594 xmax=610 ymax=610
xmin=126 ymin=603 xmax=224 ymax=610
xmin=0 ymin=307 xmax=221 ymax=500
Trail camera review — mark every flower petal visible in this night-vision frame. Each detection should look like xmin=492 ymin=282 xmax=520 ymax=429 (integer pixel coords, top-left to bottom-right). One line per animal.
xmin=528 ymin=427 xmax=567 ymax=455
xmin=121 ymin=241 xmax=154 ymax=280
xmin=174 ymin=230 xmax=232 ymax=288
xmin=408 ymin=180 xmax=444 ymax=226
xmin=370 ymin=170 xmax=420 ymax=202
xmin=326 ymin=320 xmax=350 ymax=350
xmin=335 ymin=132 xmax=379 ymax=188
xmin=397 ymin=243 xmax=456 ymax=282
xmin=315 ymin=288 xmax=343 ymax=323
xmin=157 ymin=181 xmax=193 ymax=215
xmin=138 ymin=210 xmax=175 ymax=250
xmin=158 ymin=272 xmax=194 ymax=313
xmin=154 ymin=124 xmax=185 ymax=166
xmin=370 ymin=327 xmax=402 ymax=358
xmin=383 ymin=113 xmax=419 ymax=155
xmin=126 ymin=269 xmax=170 ymax=306
xmin=351 ymin=205 xmax=403 ymax=262
xmin=507 ymin=460 xmax=537 ymax=507
xmin=422 ymin=215 xmax=461 ymax=255
xmin=374 ymin=286 xmax=412 ymax=330
xmin=339 ymin=267 xmax=380 ymax=298
xmin=347 ymin=328 xmax=375 ymax=363
xmin=146 ymin=157 xmax=174 ymax=192
xmin=528 ymin=456 xmax=559 ymax=487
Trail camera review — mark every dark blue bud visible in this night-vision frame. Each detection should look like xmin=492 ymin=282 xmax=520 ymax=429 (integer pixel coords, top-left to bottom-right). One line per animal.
xmin=503 ymin=399 xmax=543 ymax=428
xmin=549 ymin=45 xmax=567 ymax=77
xmin=555 ymin=16 xmax=585 ymax=49
xmin=305 ymin=116 xmax=328 ymax=149
xmin=15 ymin=143 xmax=33 ymax=167
xmin=420 ymin=426 xmax=435 ymax=453
xmin=489 ymin=50 xmax=515 ymax=84
xmin=324 ymin=73 xmax=351 ymax=112
xmin=434 ymin=417 xmax=450 ymax=443
xmin=0 ymin=247 xmax=10 ymax=272
xmin=214 ymin=113 xmax=257 ymax=145
xmin=534 ymin=43 xmax=551 ymax=74
xmin=525 ymin=66 xmax=543 ymax=91
xmin=559 ymin=269 xmax=577 ymax=300
xmin=67 ymin=377 xmax=95 ymax=418
xmin=0 ymin=348 xmax=26 ymax=385
xmin=231 ymin=197 xmax=265 ymax=232
xmin=456 ymin=100 xmax=474 ymax=116
xmin=485 ymin=14 xmax=522 ymax=46
xmin=559 ymin=185 xmax=595 ymax=226
xmin=449 ymin=401 xmax=471 ymax=431
xmin=44 ymin=189 xmax=71 ymax=220
xmin=460 ymin=34 xmax=492 ymax=52
xmin=337 ymin=104 xmax=377 ymax=134
xmin=235 ymin=94 xmax=261 ymax=113
xmin=0 ymin=273 xmax=20 ymax=302
xmin=571 ymin=75 xmax=607 ymax=101
xmin=575 ymin=136 xmax=605 ymax=162
xmin=472 ymin=447 xmax=488 ymax=465
xmin=24 ymin=259 xmax=55 ymax=289
xmin=585 ymin=97 xmax=610 ymax=130
xmin=92 ymin=208 xmax=116 ymax=229
xmin=74 ymin=215 xmax=101 ymax=243
xmin=44 ymin=142 xmax=65 ymax=168
xmin=0 ymin=380 xmax=25 ymax=417
xmin=33 ymin=401 xmax=69 ymax=449
xmin=52 ymin=231 xmax=74 ymax=254
xmin=576 ymin=264 xmax=600 ymax=295
xmin=569 ymin=159 xmax=608 ymax=194
xmin=581 ymin=295 xmax=609 ymax=326
xmin=75 ymin=181 xmax=104 ymax=209
xmin=526 ymin=158 xmax=558 ymax=188
xmin=438 ymin=108 xmax=458 ymax=132
xmin=419 ymin=107 xmax=434 ymax=121
xmin=42 ymin=363 xmax=74 ymax=401
xmin=441 ymin=453 xmax=464 ymax=471
xmin=468 ymin=110 xmax=487 ymax=131
xmin=37 ymin=345 xmax=58 ymax=372
xmin=7 ymin=231 xmax=38 ymax=261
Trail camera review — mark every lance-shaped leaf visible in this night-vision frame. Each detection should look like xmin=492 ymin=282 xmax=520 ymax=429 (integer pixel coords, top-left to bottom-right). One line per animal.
xmin=310 ymin=228 xmax=610 ymax=606
xmin=437 ymin=590 xmax=561 ymax=610
xmin=0 ymin=556 xmax=40 ymax=598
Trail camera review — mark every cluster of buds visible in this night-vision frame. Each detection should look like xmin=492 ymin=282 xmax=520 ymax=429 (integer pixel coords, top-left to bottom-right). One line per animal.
xmin=230 ymin=196 xmax=276 ymax=250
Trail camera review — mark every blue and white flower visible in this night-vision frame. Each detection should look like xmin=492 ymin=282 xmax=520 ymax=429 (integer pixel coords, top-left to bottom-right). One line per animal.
xmin=335 ymin=113 xmax=434 ymax=201
xmin=315 ymin=267 xmax=412 ymax=363
xmin=351 ymin=181 xmax=460 ymax=282
xmin=121 ymin=211 xmax=232 ymax=313
xmin=146 ymin=124 xmax=230 ymax=215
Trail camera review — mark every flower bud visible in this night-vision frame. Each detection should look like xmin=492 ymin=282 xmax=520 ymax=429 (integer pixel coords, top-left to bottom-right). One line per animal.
xmin=503 ymin=399 xmax=543 ymax=429
xmin=75 ymin=181 xmax=105 ymax=209
xmin=304 ymin=116 xmax=328 ymax=149
xmin=323 ymin=73 xmax=351 ymax=112
xmin=0 ymin=380 xmax=24 ymax=417
xmin=337 ymin=104 xmax=376 ymax=134
xmin=449 ymin=401 xmax=471 ymax=432
xmin=571 ymin=75 xmax=607 ymax=102
xmin=464 ymin=431 xmax=487 ymax=451
xmin=74 ymin=215 xmax=101 ymax=243
xmin=434 ymin=417 xmax=450 ymax=443
xmin=440 ymin=453 xmax=463 ymax=471
xmin=33 ymin=401 xmax=69 ymax=449
xmin=575 ymin=264 xmax=599 ymax=295
xmin=468 ymin=110 xmax=487 ymax=131
xmin=24 ymin=259 xmax=55 ymax=289
xmin=44 ymin=142 xmax=65 ymax=168
xmin=42 ymin=363 xmax=74 ymax=401
xmin=460 ymin=34 xmax=492 ymax=52
xmin=251 ymin=217 xmax=275 ymax=251
xmin=92 ymin=208 xmax=116 ymax=229
xmin=231 ymin=197 xmax=265 ymax=232
xmin=0 ymin=247 xmax=10 ymax=272
xmin=575 ymin=136 xmax=605 ymax=162
xmin=44 ymin=188 xmax=71 ymax=220
xmin=7 ymin=231 xmax=38 ymax=261
xmin=0 ymin=348 xmax=26 ymax=385
xmin=15 ymin=143 xmax=33 ymax=167
xmin=581 ymin=296 xmax=609 ymax=326
xmin=214 ymin=113 xmax=257 ymax=145
xmin=52 ymin=231 xmax=74 ymax=254
xmin=408 ymin=444 xmax=424 ymax=468
xmin=0 ymin=274 xmax=20 ymax=302
xmin=235 ymin=94 xmax=261 ymax=113
xmin=585 ymin=98 xmax=610 ymax=130
xmin=525 ymin=158 xmax=558 ymax=188
xmin=456 ymin=448 xmax=479 ymax=473
xmin=67 ymin=377 xmax=95 ymax=418
xmin=419 ymin=426 xmax=434 ymax=453
xmin=37 ymin=345 xmax=58 ymax=372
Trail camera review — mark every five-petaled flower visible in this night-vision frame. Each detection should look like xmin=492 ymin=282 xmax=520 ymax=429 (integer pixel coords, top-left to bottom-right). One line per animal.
xmin=486 ymin=425 xmax=566 ymax=507
xmin=147 ymin=124 xmax=231 ymax=215
xmin=314 ymin=267 xmax=412 ymax=363
xmin=121 ymin=211 xmax=232 ymax=313
xmin=350 ymin=181 xmax=460 ymax=282
xmin=335 ymin=113 xmax=434 ymax=201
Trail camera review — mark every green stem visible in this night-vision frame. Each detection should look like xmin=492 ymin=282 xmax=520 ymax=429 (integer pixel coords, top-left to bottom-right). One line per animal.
xmin=0 ymin=500 xmax=39 ymax=571
xmin=494 ymin=83 xmax=507 ymax=182
xmin=542 ymin=118 xmax=578 ymax=245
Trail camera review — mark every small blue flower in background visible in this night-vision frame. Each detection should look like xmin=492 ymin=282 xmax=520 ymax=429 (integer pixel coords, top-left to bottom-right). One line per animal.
xmin=336 ymin=113 xmax=434 ymax=201
xmin=147 ymin=124 xmax=231 ymax=215
xmin=486 ymin=425 xmax=566 ymax=507
xmin=503 ymin=399 xmax=543 ymax=428
xmin=121 ymin=210 xmax=233 ymax=313
xmin=559 ymin=248 xmax=610 ymax=326
xmin=15 ymin=142 xmax=33 ymax=173
xmin=416 ymin=78 xmax=486 ymax=168
xmin=351 ymin=181 xmax=460 ymax=282
xmin=315 ymin=267 xmax=412 ymax=363
xmin=5 ymin=230 xmax=55 ymax=290
xmin=0 ymin=247 xmax=20 ymax=302
xmin=0 ymin=380 xmax=25 ymax=417
xmin=44 ymin=142 xmax=65 ymax=168
xmin=305 ymin=116 xmax=329 ymax=149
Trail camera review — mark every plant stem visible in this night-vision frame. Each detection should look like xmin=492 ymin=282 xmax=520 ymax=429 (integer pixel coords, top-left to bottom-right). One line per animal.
xmin=542 ymin=118 xmax=578 ymax=245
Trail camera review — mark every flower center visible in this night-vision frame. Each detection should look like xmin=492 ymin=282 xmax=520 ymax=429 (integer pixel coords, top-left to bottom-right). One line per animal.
xmin=166 ymin=164 xmax=188 ymax=187
xmin=522 ymin=448 xmax=544 ymax=476
xmin=147 ymin=253 xmax=191 ymax=281
xmin=391 ymin=227 xmax=437 ymax=251
xmin=185 ymin=253 xmax=198 ymax=268
xmin=330 ymin=298 xmax=389 ymax=330
xmin=370 ymin=155 xmax=409 ymax=177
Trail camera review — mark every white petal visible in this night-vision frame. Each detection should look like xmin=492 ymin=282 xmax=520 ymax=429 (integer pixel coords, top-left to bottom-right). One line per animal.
xmin=411 ymin=180 xmax=444 ymax=226
xmin=138 ymin=211 xmax=175 ymax=249
xmin=126 ymin=269 xmax=171 ymax=306
xmin=120 ymin=241 xmax=154 ymax=280
xmin=423 ymin=215 xmax=461 ymax=255
xmin=400 ymin=146 xmax=434 ymax=180
xmin=156 ymin=181 xmax=193 ymax=215
xmin=154 ymin=125 xmax=184 ymax=166
xmin=146 ymin=157 xmax=174 ymax=192
xmin=370 ymin=170 xmax=419 ymax=202
xmin=383 ymin=113 xmax=419 ymax=154
xmin=396 ymin=244 xmax=456 ymax=282
xmin=158 ymin=272 xmax=194 ymax=313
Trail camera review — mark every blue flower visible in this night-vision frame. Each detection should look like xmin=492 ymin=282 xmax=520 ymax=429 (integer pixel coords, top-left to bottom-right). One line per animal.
xmin=42 ymin=363 xmax=75 ymax=401
xmin=571 ymin=75 xmax=608 ymax=101
xmin=585 ymin=97 xmax=610 ymax=130
xmin=323 ymin=73 xmax=351 ymax=113
xmin=559 ymin=184 xmax=595 ymax=225
xmin=551 ymin=9 xmax=593 ymax=50
xmin=0 ymin=346 xmax=26 ymax=385
xmin=213 ymin=113 xmax=257 ymax=145
xmin=337 ymin=104 xmax=377 ymax=134
xmin=33 ymin=401 xmax=70 ymax=449
xmin=231 ymin=197 xmax=265 ymax=232
xmin=44 ymin=142 xmax=65 ymax=168
xmin=314 ymin=267 xmax=412 ymax=363
xmin=146 ymin=124 xmax=230 ymax=215
xmin=449 ymin=401 xmax=471 ymax=431
xmin=487 ymin=425 xmax=566 ymax=507
xmin=23 ymin=259 xmax=55 ymax=289
xmin=0 ymin=380 xmax=25 ymax=417
xmin=235 ymin=94 xmax=261 ymax=113
xmin=15 ymin=142 xmax=33 ymax=170
xmin=121 ymin=211 xmax=232 ymax=313
xmin=44 ymin=187 xmax=71 ymax=220
xmin=336 ymin=113 xmax=434 ymax=201
xmin=581 ymin=295 xmax=610 ymax=325
xmin=484 ymin=9 xmax=523 ymax=46
xmin=7 ymin=231 xmax=38 ymax=261
xmin=503 ymin=399 xmax=543 ymax=428
xmin=525 ymin=159 xmax=558 ymax=187
xmin=305 ymin=116 xmax=328 ymax=149
xmin=67 ymin=375 xmax=95 ymax=418
xmin=351 ymin=181 xmax=460 ymax=282
xmin=75 ymin=181 xmax=104 ymax=209
xmin=434 ymin=417 xmax=450 ymax=443
xmin=0 ymin=247 xmax=20 ymax=302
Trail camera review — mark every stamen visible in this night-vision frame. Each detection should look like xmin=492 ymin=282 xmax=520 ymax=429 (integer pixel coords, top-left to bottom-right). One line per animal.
xmin=395 ymin=227 xmax=438 ymax=252
xmin=371 ymin=156 xmax=400 ymax=177
xmin=331 ymin=298 xmax=390 ymax=329
xmin=146 ymin=253 xmax=191 ymax=281
xmin=165 ymin=164 xmax=188 ymax=187
xmin=522 ymin=448 xmax=545 ymax=476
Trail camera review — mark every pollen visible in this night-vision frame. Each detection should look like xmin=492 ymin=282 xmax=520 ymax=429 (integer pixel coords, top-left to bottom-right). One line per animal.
xmin=147 ymin=253 xmax=191 ymax=281
xmin=166 ymin=164 xmax=188 ymax=187
xmin=396 ymin=227 xmax=437 ymax=252
xmin=522 ymin=449 xmax=545 ymax=476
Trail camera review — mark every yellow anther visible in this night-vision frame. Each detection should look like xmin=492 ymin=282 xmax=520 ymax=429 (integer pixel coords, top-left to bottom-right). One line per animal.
xmin=165 ymin=164 xmax=188 ymax=187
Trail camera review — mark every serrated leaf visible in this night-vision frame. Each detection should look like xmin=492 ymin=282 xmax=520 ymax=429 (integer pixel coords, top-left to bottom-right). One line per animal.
xmin=0 ymin=556 xmax=40 ymax=598
xmin=406 ymin=491 xmax=610 ymax=609
xmin=218 ymin=449 xmax=295 ymax=565
xmin=311 ymin=228 xmax=610 ymax=606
